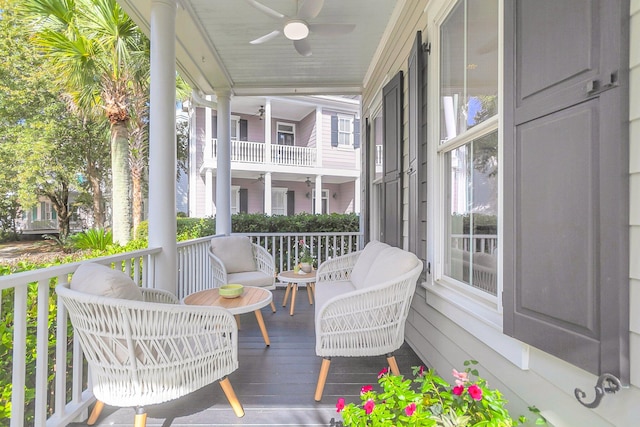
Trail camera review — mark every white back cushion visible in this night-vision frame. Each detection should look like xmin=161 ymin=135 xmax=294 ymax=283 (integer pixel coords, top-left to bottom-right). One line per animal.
xmin=210 ymin=236 xmax=257 ymax=273
xmin=71 ymin=263 xmax=143 ymax=301
xmin=350 ymin=240 xmax=390 ymax=289
xmin=362 ymin=247 xmax=420 ymax=289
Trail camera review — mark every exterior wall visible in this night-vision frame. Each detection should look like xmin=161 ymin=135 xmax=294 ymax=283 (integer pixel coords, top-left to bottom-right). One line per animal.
xmin=192 ymin=107 xmax=208 ymax=217
xmin=298 ymin=111 xmax=316 ymax=148
xmin=320 ymin=109 xmax=358 ymax=169
xmin=361 ymin=1 xmax=640 ymax=426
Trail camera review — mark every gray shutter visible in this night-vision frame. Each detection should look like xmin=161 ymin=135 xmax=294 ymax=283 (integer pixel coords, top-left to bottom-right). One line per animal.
xmin=239 ymin=119 xmax=248 ymax=141
xmin=382 ymin=71 xmax=403 ymax=248
xmin=363 ymin=118 xmax=371 ymax=244
xmin=239 ymin=188 xmax=248 ymax=213
xmin=503 ymin=0 xmax=629 ymax=381
xmin=353 ymin=118 xmax=360 ymax=148
xmin=287 ymin=191 xmax=295 ymax=216
xmin=212 ymin=114 xmax=217 ymax=138
xmin=408 ymin=31 xmax=422 ymax=257
xmin=330 ymin=115 xmax=338 ymax=147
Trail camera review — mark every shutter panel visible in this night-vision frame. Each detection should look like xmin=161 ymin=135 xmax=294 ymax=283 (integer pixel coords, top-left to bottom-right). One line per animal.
xmin=353 ymin=118 xmax=360 ymax=148
xmin=382 ymin=71 xmax=403 ymax=248
xmin=407 ymin=31 xmax=422 ymax=256
xmin=363 ymin=118 xmax=371 ymax=243
xmin=239 ymin=119 xmax=248 ymax=141
xmin=212 ymin=114 xmax=217 ymax=138
xmin=330 ymin=115 xmax=338 ymax=147
xmin=503 ymin=0 xmax=629 ymax=381
xmin=287 ymin=191 xmax=295 ymax=216
xmin=239 ymin=188 xmax=248 ymax=213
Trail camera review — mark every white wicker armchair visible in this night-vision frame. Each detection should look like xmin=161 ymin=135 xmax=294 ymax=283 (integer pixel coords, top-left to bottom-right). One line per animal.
xmin=209 ymin=235 xmax=276 ymax=312
xmin=313 ymin=241 xmax=423 ymax=401
xmin=56 ymin=276 xmax=244 ymax=426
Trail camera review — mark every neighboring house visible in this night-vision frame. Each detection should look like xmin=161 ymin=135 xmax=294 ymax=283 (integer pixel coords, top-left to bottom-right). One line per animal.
xmin=185 ymin=95 xmax=361 ymax=217
xmin=16 ymin=195 xmax=88 ymax=235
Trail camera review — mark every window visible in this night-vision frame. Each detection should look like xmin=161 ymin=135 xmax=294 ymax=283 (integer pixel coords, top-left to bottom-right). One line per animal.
xmin=230 ymin=116 xmax=240 ymax=140
xmin=277 ymin=122 xmax=295 ymax=146
xmin=230 ymin=186 xmax=240 ymax=215
xmin=312 ymin=189 xmax=329 ymax=214
xmin=271 ymin=187 xmax=288 ymax=215
xmin=438 ymin=0 xmax=498 ymax=297
xmin=337 ymin=115 xmax=353 ymax=146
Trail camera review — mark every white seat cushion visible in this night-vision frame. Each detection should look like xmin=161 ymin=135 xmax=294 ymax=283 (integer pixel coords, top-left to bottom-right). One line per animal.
xmin=314 ymin=280 xmax=357 ymax=320
xmin=210 ymin=236 xmax=256 ymax=273
xmin=362 ymin=247 xmax=420 ymax=288
xmin=227 ymin=271 xmax=274 ymax=288
xmin=71 ymin=263 xmax=143 ymax=301
xmin=349 ymin=240 xmax=390 ymax=289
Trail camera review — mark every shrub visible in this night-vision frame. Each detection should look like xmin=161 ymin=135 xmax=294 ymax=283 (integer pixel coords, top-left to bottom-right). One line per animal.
xmin=69 ymin=228 xmax=113 ymax=251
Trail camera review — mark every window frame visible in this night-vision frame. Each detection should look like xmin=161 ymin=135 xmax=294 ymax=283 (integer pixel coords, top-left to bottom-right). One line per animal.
xmin=271 ymin=187 xmax=288 ymax=215
xmin=230 ymin=185 xmax=240 ymax=215
xmin=276 ymin=122 xmax=296 ymax=146
xmin=337 ymin=114 xmax=354 ymax=147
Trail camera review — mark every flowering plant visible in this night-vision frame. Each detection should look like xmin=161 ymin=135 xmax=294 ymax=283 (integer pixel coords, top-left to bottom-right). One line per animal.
xmin=337 ymin=361 xmax=541 ymax=427
xmin=298 ymin=239 xmax=314 ymax=264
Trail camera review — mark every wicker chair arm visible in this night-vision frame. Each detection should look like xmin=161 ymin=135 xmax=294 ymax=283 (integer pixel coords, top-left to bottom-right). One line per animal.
xmin=141 ymin=288 xmax=179 ymax=304
xmin=316 ymin=251 xmax=361 ymax=283
xmin=253 ymin=243 xmax=275 ymax=277
xmin=208 ymin=246 xmax=228 ymax=288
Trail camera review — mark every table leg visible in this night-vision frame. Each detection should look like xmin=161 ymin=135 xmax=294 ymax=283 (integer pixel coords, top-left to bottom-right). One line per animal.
xmin=283 ymin=283 xmax=292 ymax=307
xmin=306 ymin=283 xmax=314 ymax=305
xmin=290 ymin=284 xmax=298 ymax=316
xmin=254 ymin=309 xmax=270 ymax=346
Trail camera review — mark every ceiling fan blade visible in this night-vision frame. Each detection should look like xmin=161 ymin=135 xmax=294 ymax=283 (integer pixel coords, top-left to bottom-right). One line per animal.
xmin=250 ymin=30 xmax=281 ymax=44
xmin=294 ymin=39 xmax=312 ymax=57
xmin=297 ymin=0 xmax=324 ymax=20
xmin=245 ymin=0 xmax=286 ymax=20
xmin=308 ymin=23 xmax=356 ymax=36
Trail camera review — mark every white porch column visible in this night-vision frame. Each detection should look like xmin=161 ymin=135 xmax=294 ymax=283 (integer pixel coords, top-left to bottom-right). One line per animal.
xmin=204 ymin=101 xmax=214 ymax=216
xmin=215 ymin=89 xmax=232 ymax=235
xmin=315 ymin=106 xmax=323 ymax=167
xmin=264 ymin=172 xmax=272 ymax=215
xmin=264 ymin=99 xmax=272 ymax=163
xmin=204 ymin=169 xmax=213 ymax=216
xmin=148 ymin=0 xmax=177 ymax=293
xmin=314 ymin=175 xmax=322 ymax=214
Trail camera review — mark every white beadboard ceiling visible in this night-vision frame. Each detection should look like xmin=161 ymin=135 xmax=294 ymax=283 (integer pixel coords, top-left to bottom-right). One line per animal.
xmin=119 ymin=0 xmax=401 ymax=98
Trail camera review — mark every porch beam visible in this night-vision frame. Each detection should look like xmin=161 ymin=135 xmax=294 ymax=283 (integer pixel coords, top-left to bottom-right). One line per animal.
xmin=148 ymin=0 xmax=177 ymax=293
xmin=215 ymin=90 xmax=232 ymax=235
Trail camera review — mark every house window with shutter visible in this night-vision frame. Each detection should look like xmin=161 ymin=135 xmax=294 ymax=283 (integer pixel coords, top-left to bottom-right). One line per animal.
xmin=271 ymin=187 xmax=288 ymax=215
xmin=337 ymin=115 xmax=353 ymax=147
xmin=437 ymin=0 xmax=499 ymax=299
xmin=230 ymin=186 xmax=240 ymax=215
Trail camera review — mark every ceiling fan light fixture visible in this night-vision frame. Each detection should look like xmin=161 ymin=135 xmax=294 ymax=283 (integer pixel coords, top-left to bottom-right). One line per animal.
xmin=283 ymin=20 xmax=309 ymax=40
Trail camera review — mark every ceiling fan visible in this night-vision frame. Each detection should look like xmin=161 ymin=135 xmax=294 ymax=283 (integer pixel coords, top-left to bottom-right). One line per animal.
xmin=246 ymin=0 xmax=356 ymax=57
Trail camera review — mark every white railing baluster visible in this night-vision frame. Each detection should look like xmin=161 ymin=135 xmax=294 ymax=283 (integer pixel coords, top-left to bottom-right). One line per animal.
xmin=34 ymin=279 xmax=50 ymax=426
xmin=11 ymin=286 xmax=27 ymax=427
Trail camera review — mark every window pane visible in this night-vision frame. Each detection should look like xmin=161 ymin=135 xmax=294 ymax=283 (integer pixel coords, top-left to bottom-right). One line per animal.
xmin=445 ymin=131 xmax=498 ymax=295
xmin=440 ymin=0 xmax=498 ymax=142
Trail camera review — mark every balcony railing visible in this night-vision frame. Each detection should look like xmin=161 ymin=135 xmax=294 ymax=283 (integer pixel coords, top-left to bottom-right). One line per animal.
xmin=203 ymin=139 xmax=317 ymax=167
xmin=2 ymin=231 xmax=361 ymax=426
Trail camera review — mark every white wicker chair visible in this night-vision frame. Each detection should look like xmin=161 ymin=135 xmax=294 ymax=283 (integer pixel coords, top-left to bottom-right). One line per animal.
xmin=56 ymin=283 xmax=244 ymax=427
xmin=313 ymin=243 xmax=423 ymax=401
xmin=208 ymin=236 xmax=276 ymax=312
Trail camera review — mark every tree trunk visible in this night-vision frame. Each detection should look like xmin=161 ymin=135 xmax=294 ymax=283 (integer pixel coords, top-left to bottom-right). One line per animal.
xmin=111 ymin=120 xmax=132 ymax=245
xmin=131 ymin=166 xmax=143 ymax=238
xmin=45 ymin=182 xmax=71 ymax=240
xmin=86 ymin=161 xmax=105 ymax=228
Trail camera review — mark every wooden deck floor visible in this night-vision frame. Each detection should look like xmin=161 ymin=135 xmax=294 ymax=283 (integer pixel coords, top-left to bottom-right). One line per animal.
xmin=70 ymin=287 xmax=424 ymax=426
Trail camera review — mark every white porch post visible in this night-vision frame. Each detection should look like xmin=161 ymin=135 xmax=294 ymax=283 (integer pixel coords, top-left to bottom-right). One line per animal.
xmin=148 ymin=0 xmax=177 ymax=293
xmin=314 ymin=176 xmax=322 ymax=214
xmin=264 ymin=172 xmax=272 ymax=215
xmin=265 ymin=99 xmax=272 ymax=164
xmin=315 ymin=106 xmax=323 ymax=167
xmin=204 ymin=101 xmax=214 ymax=216
xmin=216 ymin=90 xmax=232 ymax=235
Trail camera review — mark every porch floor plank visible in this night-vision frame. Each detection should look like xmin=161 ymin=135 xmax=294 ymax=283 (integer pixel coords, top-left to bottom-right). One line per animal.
xmin=69 ymin=287 xmax=424 ymax=426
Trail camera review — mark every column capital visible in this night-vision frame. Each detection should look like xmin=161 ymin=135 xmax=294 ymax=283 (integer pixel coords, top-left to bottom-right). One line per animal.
xmin=215 ymin=88 xmax=232 ymax=99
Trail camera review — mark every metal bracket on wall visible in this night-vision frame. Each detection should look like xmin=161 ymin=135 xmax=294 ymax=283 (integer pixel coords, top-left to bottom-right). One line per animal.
xmin=574 ymin=373 xmax=624 ymax=408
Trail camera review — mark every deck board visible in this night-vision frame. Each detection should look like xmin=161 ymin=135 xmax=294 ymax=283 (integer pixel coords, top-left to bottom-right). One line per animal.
xmin=69 ymin=287 xmax=424 ymax=426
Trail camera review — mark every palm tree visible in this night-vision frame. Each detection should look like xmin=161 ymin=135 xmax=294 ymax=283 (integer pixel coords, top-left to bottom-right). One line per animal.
xmin=23 ymin=0 xmax=146 ymax=244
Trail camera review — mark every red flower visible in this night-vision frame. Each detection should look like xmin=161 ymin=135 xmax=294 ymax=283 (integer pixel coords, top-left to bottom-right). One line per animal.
xmin=336 ymin=398 xmax=345 ymax=412
xmin=418 ymin=365 xmax=425 ymax=377
xmin=361 ymin=384 xmax=373 ymax=394
xmin=364 ymin=399 xmax=376 ymax=415
xmin=452 ymin=385 xmax=465 ymax=396
xmin=378 ymin=367 xmax=388 ymax=379
xmin=404 ymin=402 xmax=417 ymax=416
xmin=468 ymin=384 xmax=483 ymax=401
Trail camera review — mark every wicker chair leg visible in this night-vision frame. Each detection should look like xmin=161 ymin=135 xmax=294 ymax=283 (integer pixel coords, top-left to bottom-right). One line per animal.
xmin=314 ymin=358 xmax=332 ymax=401
xmin=219 ymin=377 xmax=245 ymax=417
xmin=87 ymin=400 xmax=104 ymax=425
xmin=133 ymin=407 xmax=147 ymax=427
xmin=387 ymin=354 xmax=400 ymax=376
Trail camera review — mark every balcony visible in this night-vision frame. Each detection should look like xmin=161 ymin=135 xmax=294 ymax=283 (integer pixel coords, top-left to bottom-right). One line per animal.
xmin=201 ymin=139 xmax=317 ymax=170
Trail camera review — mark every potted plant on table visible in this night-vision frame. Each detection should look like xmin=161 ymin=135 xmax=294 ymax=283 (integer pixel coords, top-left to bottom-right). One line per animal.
xmin=335 ymin=360 xmax=545 ymax=427
xmin=297 ymin=239 xmax=314 ymax=273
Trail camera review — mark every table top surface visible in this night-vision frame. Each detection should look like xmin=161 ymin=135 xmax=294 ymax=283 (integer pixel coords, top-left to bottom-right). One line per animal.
xmin=183 ymin=286 xmax=272 ymax=314
xmin=278 ymin=269 xmax=316 ymax=283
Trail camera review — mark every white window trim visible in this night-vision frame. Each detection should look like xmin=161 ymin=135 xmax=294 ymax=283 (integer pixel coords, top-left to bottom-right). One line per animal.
xmin=271 ymin=187 xmax=288 ymax=215
xmin=312 ymin=189 xmax=330 ymax=213
xmin=231 ymin=185 xmax=240 ymax=215
xmin=230 ymin=115 xmax=240 ymax=141
xmin=337 ymin=114 xmax=354 ymax=148
xmin=276 ymin=122 xmax=296 ymax=145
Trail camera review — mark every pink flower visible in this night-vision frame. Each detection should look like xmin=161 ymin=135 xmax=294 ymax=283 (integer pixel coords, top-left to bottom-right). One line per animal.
xmin=364 ymin=399 xmax=375 ymax=415
xmin=361 ymin=384 xmax=373 ymax=394
xmin=452 ymin=369 xmax=469 ymax=386
xmin=378 ymin=367 xmax=388 ymax=379
xmin=468 ymin=384 xmax=483 ymax=401
xmin=418 ymin=365 xmax=425 ymax=377
xmin=336 ymin=398 xmax=345 ymax=412
xmin=405 ymin=402 xmax=417 ymax=416
xmin=452 ymin=385 xmax=465 ymax=396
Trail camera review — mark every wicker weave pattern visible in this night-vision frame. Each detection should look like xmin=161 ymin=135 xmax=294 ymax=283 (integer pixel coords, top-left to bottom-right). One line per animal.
xmin=315 ymin=251 xmax=360 ymax=283
xmin=315 ymin=252 xmax=422 ymax=358
xmin=56 ymin=284 xmax=238 ymax=408
xmin=209 ymin=243 xmax=275 ymax=289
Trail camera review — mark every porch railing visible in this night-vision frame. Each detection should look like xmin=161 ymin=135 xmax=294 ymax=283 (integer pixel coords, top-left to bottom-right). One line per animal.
xmin=203 ymin=138 xmax=317 ymax=167
xmin=2 ymin=231 xmax=361 ymax=426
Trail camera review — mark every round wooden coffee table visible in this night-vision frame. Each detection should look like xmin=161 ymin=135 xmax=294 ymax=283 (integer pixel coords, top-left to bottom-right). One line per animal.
xmin=183 ymin=286 xmax=273 ymax=346
xmin=277 ymin=270 xmax=316 ymax=316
